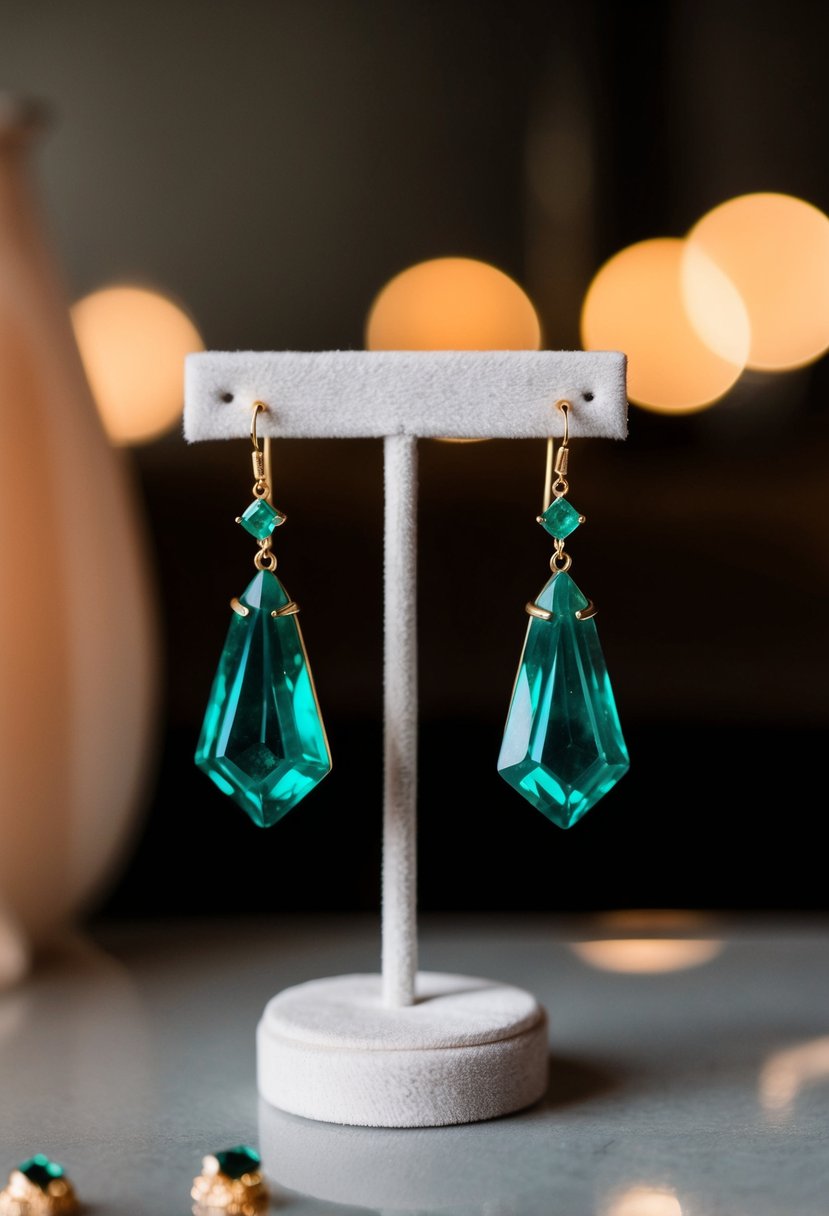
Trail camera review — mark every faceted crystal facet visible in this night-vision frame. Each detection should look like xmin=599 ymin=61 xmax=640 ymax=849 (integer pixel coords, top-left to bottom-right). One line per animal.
xmin=539 ymin=496 xmax=583 ymax=540
xmin=195 ymin=571 xmax=331 ymax=826
xmin=498 ymin=571 xmax=629 ymax=828
xmin=214 ymin=1146 xmax=261 ymax=1179
xmin=18 ymin=1156 xmax=65 ymax=1190
xmin=238 ymin=497 xmax=285 ymax=540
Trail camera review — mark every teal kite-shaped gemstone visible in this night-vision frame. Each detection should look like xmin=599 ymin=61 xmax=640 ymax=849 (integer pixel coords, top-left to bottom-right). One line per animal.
xmin=498 ymin=571 xmax=629 ymax=828
xmin=195 ymin=570 xmax=331 ymax=827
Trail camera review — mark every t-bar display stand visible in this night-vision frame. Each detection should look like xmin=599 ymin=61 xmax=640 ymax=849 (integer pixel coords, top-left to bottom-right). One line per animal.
xmin=184 ymin=349 xmax=627 ymax=1128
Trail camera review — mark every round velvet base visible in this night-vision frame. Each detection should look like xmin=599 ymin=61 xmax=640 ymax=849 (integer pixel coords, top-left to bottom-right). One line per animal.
xmin=257 ymin=971 xmax=549 ymax=1128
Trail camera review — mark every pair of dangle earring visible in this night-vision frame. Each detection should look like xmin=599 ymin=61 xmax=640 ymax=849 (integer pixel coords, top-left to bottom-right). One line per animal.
xmin=498 ymin=400 xmax=629 ymax=828
xmin=195 ymin=402 xmax=332 ymax=827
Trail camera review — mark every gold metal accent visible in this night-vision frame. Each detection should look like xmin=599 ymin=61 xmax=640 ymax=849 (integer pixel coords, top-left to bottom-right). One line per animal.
xmin=536 ymin=398 xmax=597 ymax=592
xmin=250 ymin=400 xmax=267 ymax=451
xmin=234 ymin=516 xmax=242 ymax=524
xmin=271 ymin=601 xmax=300 ymax=618
xmin=575 ymin=601 xmax=597 ymax=620
xmin=526 ymin=601 xmax=554 ymax=621
xmin=249 ymin=401 xmax=273 ymax=502
xmin=543 ymin=400 xmax=573 ymax=510
xmin=550 ymin=537 xmax=572 ymax=573
xmin=556 ymin=398 xmax=570 ymax=444
xmin=263 ymin=436 xmax=273 ymax=507
xmin=0 ymin=1170 xmax=79 ymax=1215
xmin=254 ymin=547 xmax=277 ymax=572
xmin=543 ymin=436 xmax=554 ymax=513
xmin=230 ymin=597 xmax=250 ymax=617
xmin=191 ymin=1156 xmax=268 ymax=1216
xmin=544 ymin=399 xmax=572 ymax=500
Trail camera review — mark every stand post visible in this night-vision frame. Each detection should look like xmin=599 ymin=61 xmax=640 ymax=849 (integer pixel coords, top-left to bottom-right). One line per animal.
xmin=381 ymin=434 xmax=418 ymax=1007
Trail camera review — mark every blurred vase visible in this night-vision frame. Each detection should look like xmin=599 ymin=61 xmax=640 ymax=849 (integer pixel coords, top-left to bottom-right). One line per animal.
xmin=0 ymin=97 xmax=158 ymax=976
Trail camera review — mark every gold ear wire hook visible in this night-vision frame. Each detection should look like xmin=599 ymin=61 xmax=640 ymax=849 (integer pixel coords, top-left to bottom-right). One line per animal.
xmin=543 ymin=437 xmax=554 ymax=513
xmin=251 ymin=400 xmax=266 ymax=451
xmin=543 ymin=399 xmax=572 ymax=511
xmin=556 ymin=398 xmax=570 ymax=446
xmin=249 ymin=401 xmax=273 ymax=504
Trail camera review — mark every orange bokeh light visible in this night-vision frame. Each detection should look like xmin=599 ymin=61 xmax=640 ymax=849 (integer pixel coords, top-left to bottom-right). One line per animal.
xmin=72 ymin=285 xmax=204 ymax=444
xmin=605 ymin=1187 xmax=682 ymax=1216
xmin=687 ymin=193 xmax=829 ymax=370
xmin=570 ymin=938 xmax=723 ymax=974
xmin=581 ymin=237 xmax=748 ymax=413
xmin=365 ymin=257 xmax=541 ymax=351
xmin=759 ymin=1036 xmax=829 ymax=1113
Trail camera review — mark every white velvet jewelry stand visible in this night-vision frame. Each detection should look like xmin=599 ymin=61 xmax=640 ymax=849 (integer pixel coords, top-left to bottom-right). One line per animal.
xmin=184 ymin=350 xmax=627 ymax=1129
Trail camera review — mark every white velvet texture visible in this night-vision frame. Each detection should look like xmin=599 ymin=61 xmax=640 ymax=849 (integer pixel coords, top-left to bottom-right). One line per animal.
xmin=257 ymin=973 xmax=549 ymax=1128
xmin=382 ymin=436 xmax=418 ymax=1007
xmin=184 ymin=350 xmax=628 ymax=440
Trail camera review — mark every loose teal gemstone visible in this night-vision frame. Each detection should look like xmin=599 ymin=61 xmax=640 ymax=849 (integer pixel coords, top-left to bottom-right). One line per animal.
xmin=195 ymin=570 xmax=331 ymax=827
xmin=498 ymin=571 xmax=629 ymax=828
xmin=238 ymin=497 xmax=285 ymax=540
xmin=214 ymin=1146 xmax=261 ymax=1179
xmin=539 ymin=496 xmax=583 ymax=540
xmin=18 ymin=1156 xmax=65 ymax=1190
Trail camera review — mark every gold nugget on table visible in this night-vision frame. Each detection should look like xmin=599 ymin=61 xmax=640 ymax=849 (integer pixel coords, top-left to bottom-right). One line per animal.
xmin=191 ymin=1145 xmax=269 ymax=1215
xmin=0 ymin=1156 xmax=78 ymax=1216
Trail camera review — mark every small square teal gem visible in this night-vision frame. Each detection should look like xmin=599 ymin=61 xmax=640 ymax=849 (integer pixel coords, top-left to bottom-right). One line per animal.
xmin=18 ymin=1156 xmax=65 ymax=1190
xmin=539 ymin=497 xmax=584 ymax=540
xmin=214 ymin=1146 xmax=261 ymax=1179
xmin=238 ymin=498 xmax=285 ymax=540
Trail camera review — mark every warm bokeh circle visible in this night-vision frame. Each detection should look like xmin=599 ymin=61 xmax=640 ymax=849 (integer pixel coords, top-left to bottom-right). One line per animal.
xmin=687 ymin=192 xmax=829 ymax=370
xmin=72 ymin=285 xmax=204 ymax=444
xmin=581 ymin=237 xmax=748 ymax=413
xmin=366 ymin=257 xmax=541 ymax=351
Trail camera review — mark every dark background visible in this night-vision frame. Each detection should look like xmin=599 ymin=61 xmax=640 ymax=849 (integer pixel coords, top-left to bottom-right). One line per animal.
xmin=2 ymin=0 xmax=827 ymax=915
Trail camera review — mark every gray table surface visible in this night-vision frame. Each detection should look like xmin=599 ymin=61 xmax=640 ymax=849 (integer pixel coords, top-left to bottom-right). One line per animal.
xmin=1 ymin=916 xmax=827 ymax=1216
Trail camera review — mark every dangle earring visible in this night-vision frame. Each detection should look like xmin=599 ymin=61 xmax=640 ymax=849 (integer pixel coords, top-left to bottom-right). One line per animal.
xmin=195 ymin=401 xmax=331 ymax=826
xmin=497 ymin=399 xmax=629 ymax=828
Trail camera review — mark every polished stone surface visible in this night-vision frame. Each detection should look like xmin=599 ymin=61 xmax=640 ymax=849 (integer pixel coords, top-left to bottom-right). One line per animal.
xmin=0 ymin=917 xmax=827 ymax=1214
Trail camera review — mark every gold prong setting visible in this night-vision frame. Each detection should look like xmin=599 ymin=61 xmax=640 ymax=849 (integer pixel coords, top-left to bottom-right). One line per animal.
xmin=271 ymin=601 xmax=300 ymax=619
xmin=526 ymin=599 xmax=598 ymax=622
xmin=230 ymin=597 xmax=250 ymax=617
xmin=526 ymin=601 xmax=554 ymax=621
